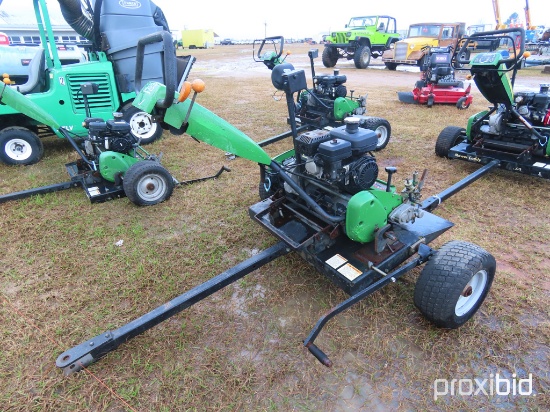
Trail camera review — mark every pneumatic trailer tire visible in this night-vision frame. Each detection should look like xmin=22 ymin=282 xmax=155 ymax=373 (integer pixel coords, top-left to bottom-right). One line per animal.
xmin=414 ymin=241 xmax=495 ymax=329
xmin=0 ymin=126 xmax=43 ymax=165
xmin=354 ymin=46 xmax=371 ymax=69
xmin=121 ymin=104 xmax=163 ymax=145
xmin=360 ymin=117 xmax=391 ymax=151
xmin=435 ymin=126 xmax=465 ymax=158
xmin=123 ymin=161 xmax=175 ymax=206
xmin=322 ymin=47 xmax=338 ymax=68
xmin=384 ymin=62 xmax=397 ymax=70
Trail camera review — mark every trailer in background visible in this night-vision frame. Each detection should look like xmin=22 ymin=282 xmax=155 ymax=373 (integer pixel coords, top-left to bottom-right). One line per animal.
xmin=181 ymin=29 xmax=215 ymax=49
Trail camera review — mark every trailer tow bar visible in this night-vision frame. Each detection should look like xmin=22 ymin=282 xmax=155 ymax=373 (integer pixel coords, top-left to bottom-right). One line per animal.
xmin=421 ymin=159 xmax=500 ymax=212
xmin=56 ymin=241 xmax=290 ymax=375
xmin=303 ymin=243 xmax=434 ymax=367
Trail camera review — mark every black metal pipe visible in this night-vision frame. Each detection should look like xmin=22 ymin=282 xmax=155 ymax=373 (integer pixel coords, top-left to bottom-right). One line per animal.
xmin=269 ymin=161 xmax=345 ymax=224
xmin=56 ymin=241 xmax=290 ymax=375
xmin=421 ymin=160 xmax=500 ymax=212
xmin=0 ymin=181 xmax=81 ymax=204
xmin=58 ymin=128 xmax=96 ymax=169
xmin=303 ymin=244 xmax=433 ymax=366
xmin=257 ymin=125 xmax=308 ymax=147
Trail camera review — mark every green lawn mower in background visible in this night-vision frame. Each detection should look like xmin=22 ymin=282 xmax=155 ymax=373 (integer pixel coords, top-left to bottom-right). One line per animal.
xmin=0 ymin=32 xmax=229 ymax=206
xmin=57 ymin=57 xmax=500 ymax=373
xmin=0 ymin=0 xmax=190 ymax=166
xmin=436 ymin=27 xmax=550 ymax=180
xmin=253 ymin=36 xmax=391 ymax=151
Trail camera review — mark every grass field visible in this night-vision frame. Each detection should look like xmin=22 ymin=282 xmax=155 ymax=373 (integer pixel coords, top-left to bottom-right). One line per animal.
xmin=0 ymin=44 xmax=549 ymax=411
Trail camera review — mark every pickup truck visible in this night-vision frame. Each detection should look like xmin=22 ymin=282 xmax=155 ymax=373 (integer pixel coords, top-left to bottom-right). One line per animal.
xmin=382 ymin=22 xmax=466 ymax=70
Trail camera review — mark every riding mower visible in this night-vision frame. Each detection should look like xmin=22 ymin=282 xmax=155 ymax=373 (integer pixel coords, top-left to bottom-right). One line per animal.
xmin=435 ymin=28 xmax=550 ymax=180
xmin=56 ymin=57 xmax=499 ymax=373
xmin=253 ymin=36 xmax=391 ymax=151
xmin=0 ymin=33 xmax=229 ymax=206
xmin=397 ymin=45 xmax=473 ymax=109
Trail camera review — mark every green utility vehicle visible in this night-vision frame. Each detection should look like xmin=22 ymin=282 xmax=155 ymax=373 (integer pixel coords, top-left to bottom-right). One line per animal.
xmin=322 ymin=15 xmax=400 ymax=69
xmin=0 ymin=0 xmax=185 ymax=166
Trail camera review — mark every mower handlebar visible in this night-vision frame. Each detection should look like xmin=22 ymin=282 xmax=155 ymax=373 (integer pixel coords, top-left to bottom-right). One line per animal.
xmin=135 ymin=31 xmax=177 ymax=110
xmin=253 ymin=36 xmax=285 ymax=61
xmin=457 ymin=27 xmax=525 ymax=67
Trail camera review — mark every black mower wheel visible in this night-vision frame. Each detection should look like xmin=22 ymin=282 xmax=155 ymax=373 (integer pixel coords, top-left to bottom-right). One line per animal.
xmin=0 ymin=126 xmax=44 ymax=165
xmin=384 ymin=62 xmax=397 ymax=71
xmin=121 ymin=104 xmax=163 ymax=145
xmin=456 ymin=96 xmax=470 ymax=110
xmin=435 ymin=126 xmax=465 ymax=158
xmin=361 ymin=117 xmax=391 ymax=151
xmin=354 ymin=45 xmax=371 ymax=69
xmin=322 ymin=47 xmax=338 ymax=68
xmin=414 ymin=240 xmax=495 ymax=329
xmin=123 ymin=161 xmax=175 ymax=206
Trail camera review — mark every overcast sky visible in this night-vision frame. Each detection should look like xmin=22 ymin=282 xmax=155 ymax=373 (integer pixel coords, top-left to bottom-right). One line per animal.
xmin=1 ymin=0 xmax=547 ymax=40
xmin=152 ymin=0 xmax=547 ymax=39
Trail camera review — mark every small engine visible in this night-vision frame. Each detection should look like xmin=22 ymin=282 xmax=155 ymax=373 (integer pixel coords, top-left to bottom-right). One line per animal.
xmin=297 ymin=69 xmax=366 ymax=127
xmin=83 ymin=113 xmax=139 ymax=157
xmin=312 ymin=69 xmax=348 ymax=100
xmin=514 ymin=84 xmax=550 ymax=126
xmin=479 ymin=84 xmax=550 ymax=156
xmin=285 ymin=118 xmax=378 ymax=205
xmin=424 ymin=49 xmax=455 ymax=84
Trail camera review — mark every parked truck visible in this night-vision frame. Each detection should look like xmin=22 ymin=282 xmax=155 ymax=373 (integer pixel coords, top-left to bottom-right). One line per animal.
xmin=181 ymin=29 xmax=215 ymax=49
xmin=382 ymin=22 xmax=466 ymax=70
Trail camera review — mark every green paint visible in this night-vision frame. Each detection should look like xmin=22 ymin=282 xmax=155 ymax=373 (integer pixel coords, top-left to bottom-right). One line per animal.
xmin=333 ymin=97 xmax=359 ymax=121
xmin=345 ymin=189 xmax=402 ymax=243
xmin=0 ymin=83 xmax=61 ymax=129
xmin=134 ymin=82 xmax=272 ymax=165
xmin=99 ymin=152 xmax=140 ymax=182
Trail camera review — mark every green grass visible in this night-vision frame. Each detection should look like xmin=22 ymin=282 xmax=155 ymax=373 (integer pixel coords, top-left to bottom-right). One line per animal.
xmin=0 ymin=45 xmax=548 ymax=411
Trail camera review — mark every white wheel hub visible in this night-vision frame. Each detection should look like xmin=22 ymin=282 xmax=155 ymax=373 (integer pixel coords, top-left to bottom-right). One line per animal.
xmin=455 ymin=270 xmax=488 ymax=316
xmin=5 ymin=138 xmax=32 ymax=161
xmin=129 ymin=112 xmax=156 ymax=140
xmin=136 ymin=174 xmax=167 ymax=202
xmin=375 ymin=126 xmax=388 ymax=148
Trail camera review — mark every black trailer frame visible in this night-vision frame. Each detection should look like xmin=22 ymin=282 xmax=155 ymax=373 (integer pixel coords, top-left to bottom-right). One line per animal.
xmin=56 ymin=160 xmax=499 ymax=374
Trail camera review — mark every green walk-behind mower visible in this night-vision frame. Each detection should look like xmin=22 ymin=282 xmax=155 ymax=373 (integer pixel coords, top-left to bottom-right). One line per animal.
xmin=435 ymin=27 xmax=550 ymax=180
xmin=0 ymin=32 xmax=229 ymax=206
xmin=57 ymin=60 xmax=500 ymax=374
xmin=253 ymin=36 xmax=391 ymax=151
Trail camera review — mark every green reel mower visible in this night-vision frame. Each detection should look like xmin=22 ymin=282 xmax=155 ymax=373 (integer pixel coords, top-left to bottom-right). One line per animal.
xmin=436 ymin=27 xmax=550 ymax=180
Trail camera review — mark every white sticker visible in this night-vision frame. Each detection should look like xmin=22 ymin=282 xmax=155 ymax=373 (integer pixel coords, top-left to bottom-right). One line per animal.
xmin=58 ymin=77 xmax=65 ymax=86
xmin=88 ymin=187 xmax=100 ymax=196
xmin=325 ymin=254 xmax=347 ymax=269
xmin=533 ymin=162 xmax=546 ymax=168
xmin=338 ymin=263 xmax=363 ymax=281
